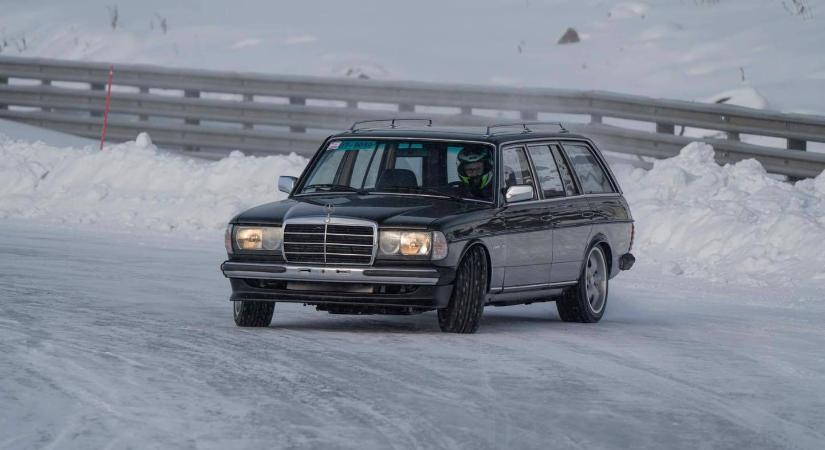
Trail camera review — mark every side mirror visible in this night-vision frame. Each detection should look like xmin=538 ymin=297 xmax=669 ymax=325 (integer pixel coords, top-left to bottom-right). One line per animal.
xmin=278 ymin=176 xmax=297 ymax=194
xmin=505 ymin=184 xmax=534 ymax=203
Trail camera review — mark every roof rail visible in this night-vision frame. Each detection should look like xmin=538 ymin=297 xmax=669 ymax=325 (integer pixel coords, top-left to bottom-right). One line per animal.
xmin=486 ymin=121 xmax=568 ymax=135
xmin=349 ymin=118 xmax=433 ymax=132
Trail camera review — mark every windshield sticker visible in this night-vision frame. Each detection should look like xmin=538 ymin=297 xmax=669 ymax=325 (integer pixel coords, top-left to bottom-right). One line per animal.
xmin=337 ymin=140 xmax=376 ymax=151
xmin=327 ymin=140 xmax=341 ymax=150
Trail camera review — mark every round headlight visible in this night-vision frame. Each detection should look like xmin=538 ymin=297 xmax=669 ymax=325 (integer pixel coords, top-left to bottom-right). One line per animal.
xmin=379 ymin=231 xmax=401 ymax=255
xmin=262 ymin=227 xmax=283 ymax=250
xmin=400 ymin=232 xmax=430 ymax=256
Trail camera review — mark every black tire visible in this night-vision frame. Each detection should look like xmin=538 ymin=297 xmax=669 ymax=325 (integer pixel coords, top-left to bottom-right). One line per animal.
xmin=438 ymin=245 xmax=488 ymax=333
xmin=233 ymin=300 xmax=275 ymax=327
xmin=556 ymin=244 xmax=609 ymax=323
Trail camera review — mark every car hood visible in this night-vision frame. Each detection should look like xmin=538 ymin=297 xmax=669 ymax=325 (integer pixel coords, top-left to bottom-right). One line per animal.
xmin=231 ymin=194 xmax=490 ymax=228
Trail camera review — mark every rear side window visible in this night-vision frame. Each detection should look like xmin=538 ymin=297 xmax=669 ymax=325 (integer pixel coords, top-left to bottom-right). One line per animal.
xmin=527 ymin=145 xmax=565 ymax=198
xmin=563 ymin=144 xmax=615 ymax=194
xmin=550 ymin=145 xmax=579 ymax=196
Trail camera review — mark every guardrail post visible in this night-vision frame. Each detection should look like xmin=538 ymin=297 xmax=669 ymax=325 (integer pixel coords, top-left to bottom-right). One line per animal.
xmin=398 ymin=103 xmax=415 ymax=114
xmin=787 ymin=138 xmax=807 ymax=151
xmin=590 ymin=114 xmax=603 ymax=124
xmin=656 ymin=123 xmax=675 ymax=134
xmin=521 ymin=111 xmax=538 ymax=121
xmin=0 ymin=76 xmax=7 ymax=110
xmin=138 ymin=87 xmax=149 ymax=121
xmin=90 ymin=82 xmax=105 ymax=117
xmin=39 ymin=80 xmax=53 ymax=112
xmin=184 ymin=89 xmax=200 ymax=125
xmin=727 ymin=132 xmax=740 ymax=141
xmin=290 ymin=97 xmax=306 ymax=132
xmin=347 ymin=100 xmax=358 ymax=108
xmin=242 ymin=94 xmax=254 ymax=130
xmin=183 ymin=90 xmax=201 ymax=151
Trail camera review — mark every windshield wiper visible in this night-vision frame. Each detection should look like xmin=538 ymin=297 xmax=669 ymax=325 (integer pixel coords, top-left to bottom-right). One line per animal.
xmin=303 ymin=184 xmax=369 ymax=195
xmin=379 ymin=186 xmax=467 ymax=202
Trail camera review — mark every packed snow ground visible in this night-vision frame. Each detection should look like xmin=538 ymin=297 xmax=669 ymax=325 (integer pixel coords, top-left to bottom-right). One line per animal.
xmin=2 ymin=133 xmax=824 ymax=290
xmin=1 ymin=0 xmax=824 ymax=114
xmin=1 ymin=134 xmax=824 ymax=448
xmin=1 ymin=220 xmax=824 ymax=450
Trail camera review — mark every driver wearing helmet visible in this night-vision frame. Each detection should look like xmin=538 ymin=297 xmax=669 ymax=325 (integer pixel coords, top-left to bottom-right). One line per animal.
xmin=456 ymin=146 xmax=493 ymax=201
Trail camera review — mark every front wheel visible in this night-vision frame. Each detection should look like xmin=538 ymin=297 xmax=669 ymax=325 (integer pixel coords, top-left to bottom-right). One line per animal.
xmin=438 ymin=246 xmax=488 ymax=333
xmin=556 ymin=245 xmax=609 ymax=323
xmin=233 ymin=300 xmax=275 ymax=327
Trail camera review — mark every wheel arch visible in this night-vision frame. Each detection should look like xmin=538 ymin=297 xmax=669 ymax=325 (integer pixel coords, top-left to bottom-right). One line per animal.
xmin=458 ymin=239 xmax=492 ymax=293
xmin=584 ymin=232 xmax=613 ymax=275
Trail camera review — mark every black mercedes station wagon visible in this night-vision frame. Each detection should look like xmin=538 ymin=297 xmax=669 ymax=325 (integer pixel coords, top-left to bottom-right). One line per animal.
xmin=221 ymin=121 xmax=635 ymax=333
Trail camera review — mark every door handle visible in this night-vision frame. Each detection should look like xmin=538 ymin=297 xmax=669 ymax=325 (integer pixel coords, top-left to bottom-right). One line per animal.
xmin=582 ymin=211 xmax=595 ymax=218
xmin=541 ymin=214 xmax=554 ymax=222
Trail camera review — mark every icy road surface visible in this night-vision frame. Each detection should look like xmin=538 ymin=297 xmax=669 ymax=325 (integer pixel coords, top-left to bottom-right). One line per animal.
xmin=1 ymin=220 xmax=824 ymax=450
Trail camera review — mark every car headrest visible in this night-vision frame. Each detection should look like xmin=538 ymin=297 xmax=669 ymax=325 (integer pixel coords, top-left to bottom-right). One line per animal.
xmin=376 ymin=168 xmax=418 ymax=190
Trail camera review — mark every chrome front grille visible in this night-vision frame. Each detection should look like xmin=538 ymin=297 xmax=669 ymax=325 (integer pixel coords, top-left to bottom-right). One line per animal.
xmin=283 ymin=219 xmax=376 ymax=265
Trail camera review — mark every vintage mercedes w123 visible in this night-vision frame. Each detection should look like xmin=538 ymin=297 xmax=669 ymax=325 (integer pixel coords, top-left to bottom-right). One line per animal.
xmin=221 ymin=120 xmax=635 ymax=333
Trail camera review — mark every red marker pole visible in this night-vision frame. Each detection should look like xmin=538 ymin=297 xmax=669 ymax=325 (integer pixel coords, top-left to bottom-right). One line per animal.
xmin=99 ymin=65 xmax=114 ymax=150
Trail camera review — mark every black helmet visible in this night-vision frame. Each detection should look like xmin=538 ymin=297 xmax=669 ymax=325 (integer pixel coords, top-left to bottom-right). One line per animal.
xmin=457 ymin=146 xmax=493 ymax=189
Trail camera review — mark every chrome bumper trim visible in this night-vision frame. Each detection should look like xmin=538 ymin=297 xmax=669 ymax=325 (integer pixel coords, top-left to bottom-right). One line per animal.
xmin=221 ymin=262 xmax=440 ymax=285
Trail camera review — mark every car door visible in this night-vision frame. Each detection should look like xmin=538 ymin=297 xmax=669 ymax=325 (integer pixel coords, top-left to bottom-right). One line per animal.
xmin=539 ymin=143 xmax=595 ymax=283
xmin=560 ymin=141 xmax=626 ymax=272
xmin=499 ymin=145 xmax=553 ymax=288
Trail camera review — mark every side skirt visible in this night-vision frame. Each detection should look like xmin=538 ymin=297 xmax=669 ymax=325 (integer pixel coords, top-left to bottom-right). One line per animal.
xmin=486 ymin=281 xmax=577 ymax=307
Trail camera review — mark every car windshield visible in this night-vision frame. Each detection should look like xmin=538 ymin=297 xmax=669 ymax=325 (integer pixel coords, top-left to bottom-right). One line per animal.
xmin=297 ymin=139 xmax=496 ymax=202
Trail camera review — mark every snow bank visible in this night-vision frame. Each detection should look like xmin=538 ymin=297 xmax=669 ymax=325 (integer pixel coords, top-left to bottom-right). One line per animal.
xmin=0 ymin=133 xmax=307 ymax=232
xmin=614 ymin=142 xmax=825 ymax=286
xmin=2 ymin=134 xmax=824 ymax=286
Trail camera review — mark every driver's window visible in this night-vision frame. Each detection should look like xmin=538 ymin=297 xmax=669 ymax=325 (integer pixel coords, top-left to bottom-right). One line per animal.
xmin=501 ymin=146 xmax=536 ymax=201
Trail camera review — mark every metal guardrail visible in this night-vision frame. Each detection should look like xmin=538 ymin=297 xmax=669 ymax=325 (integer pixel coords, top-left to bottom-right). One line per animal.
xmin=1 ymin=55 xmax=824 ymax=178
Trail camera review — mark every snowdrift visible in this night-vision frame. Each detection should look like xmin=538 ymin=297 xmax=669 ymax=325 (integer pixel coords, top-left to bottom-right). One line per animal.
xmin=2 ymin=133 xmax=824 ymax=286
xmin=0 ymin=133 xmax=307 ymax=232
xmin=613 ymin=143 xmax=825 ymax=286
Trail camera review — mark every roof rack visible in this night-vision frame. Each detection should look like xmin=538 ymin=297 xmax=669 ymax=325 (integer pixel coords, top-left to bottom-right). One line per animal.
xmin=349 ymin=118 xmax=433 ymax=132
xmin=486 ymin=122 xmax=568 ymax=135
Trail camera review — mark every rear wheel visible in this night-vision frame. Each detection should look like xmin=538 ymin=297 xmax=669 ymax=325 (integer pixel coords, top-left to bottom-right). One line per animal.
xmin=557 ymin=245 xmax=608 ymax=323
xmin=438 ymin=246 xmax=488 ymax=333
xmin=233 ymin=300 xmax=275 ymax=327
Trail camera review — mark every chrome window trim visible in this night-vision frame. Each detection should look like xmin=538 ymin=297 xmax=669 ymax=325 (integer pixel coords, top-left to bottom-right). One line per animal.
xmin=500 ymin=137 xmax=623 ymax=194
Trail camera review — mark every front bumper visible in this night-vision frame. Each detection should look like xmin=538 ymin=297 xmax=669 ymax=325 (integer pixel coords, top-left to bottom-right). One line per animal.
xmin=221 ymin=261 xmax=455 ymax=308
xmin=221 ymin=261 xmax=443 ymax=285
